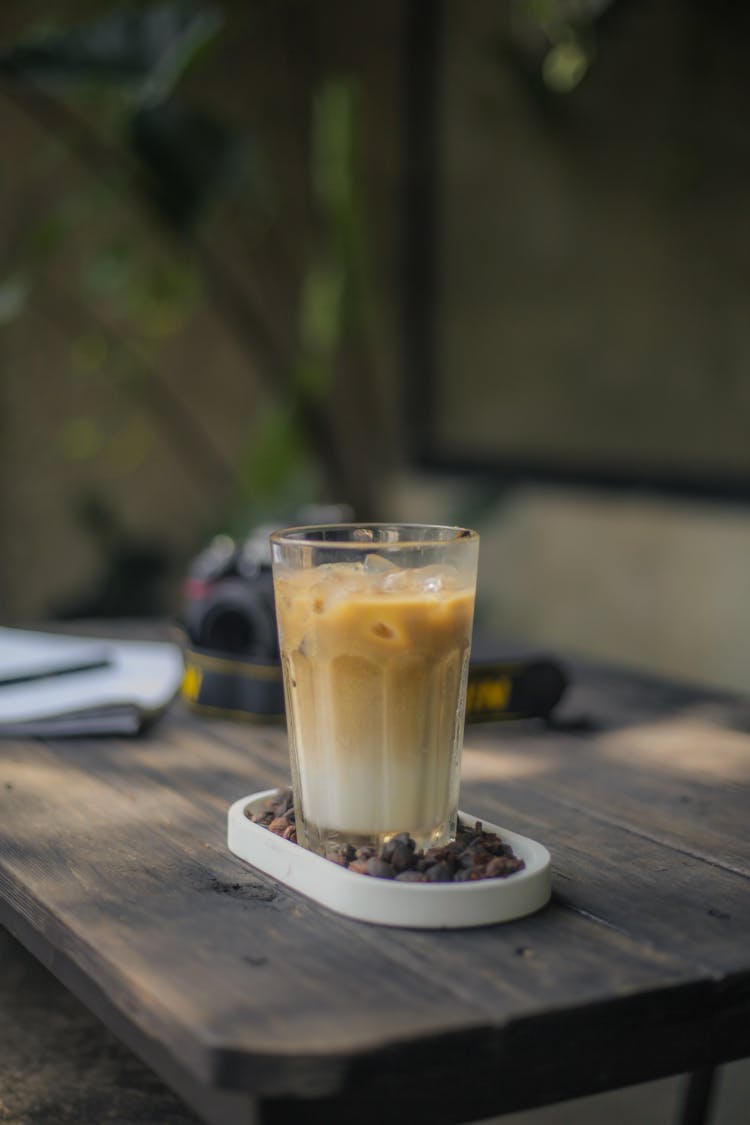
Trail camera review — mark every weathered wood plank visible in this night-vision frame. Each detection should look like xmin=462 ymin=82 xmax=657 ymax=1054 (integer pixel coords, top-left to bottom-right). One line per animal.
xmin=0 ymin=731 xmax=700 ymax=1056
xmin=463 ymin=725 xmax=749 ymax=872
xmin=460 ymin=650 xmax=750 ymax=875
xmin=1 ymin=655 xmax=750 ymax=1119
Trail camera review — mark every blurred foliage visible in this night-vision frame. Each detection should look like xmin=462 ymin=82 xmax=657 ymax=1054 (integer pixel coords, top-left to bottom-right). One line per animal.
xmin=504 ymin=0 xmax=616 ymax=98
xmin=1 ymin=3 xmax=240 ymax=229
xmin=0 ymin=272 xmax=30 ymax=324
xmin=0 ymin=0 xmax=379 ymax=581
xmin=0 ymin=3 xmax=220 ymax=96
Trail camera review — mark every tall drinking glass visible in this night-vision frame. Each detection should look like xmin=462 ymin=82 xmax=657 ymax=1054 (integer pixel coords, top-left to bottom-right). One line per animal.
xmin=270 ymin=524 xmax=479 ymax=856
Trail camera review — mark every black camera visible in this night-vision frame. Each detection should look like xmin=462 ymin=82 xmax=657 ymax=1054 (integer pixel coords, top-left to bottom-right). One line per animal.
xmin=180 ymin=509 xmax=569 ymax=725
xmin=180 ymin=525 xmax=284 ymax=721
xmin=180 ymin=506 xmax=353 ymax=720
xmin=183 ymin=526 xmax=279 ymax=661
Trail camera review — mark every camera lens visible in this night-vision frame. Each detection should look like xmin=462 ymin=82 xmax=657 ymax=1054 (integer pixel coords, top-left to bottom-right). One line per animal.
xmin=198 ymin=587 xmax=277 ymax=658
xmin=203 ymin=608 xmax=254 ymax=653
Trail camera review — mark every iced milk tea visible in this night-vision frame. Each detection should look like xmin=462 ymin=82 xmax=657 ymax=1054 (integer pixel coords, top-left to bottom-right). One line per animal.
xmin=271 ymin=526 xmax=478 ymax=855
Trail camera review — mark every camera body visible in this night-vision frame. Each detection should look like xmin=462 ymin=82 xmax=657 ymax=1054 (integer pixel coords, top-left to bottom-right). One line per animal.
xmin=181 ymin=526 xmax=284 ymax=720
xmin=181 ymin=507 xmax=354 ymax=720
xmin=181 ymin=512 xmax=569 ymax=724
xmin=183 ymin=526 xmax=279 ymax=661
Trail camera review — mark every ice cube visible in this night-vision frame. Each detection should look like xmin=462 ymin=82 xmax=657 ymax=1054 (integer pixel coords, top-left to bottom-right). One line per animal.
xmin=364 ymin=553 xmax=399 ymax=575
xmin=380 ymin=568 xmax=414 ymax=593
xmin=316 ymin=562 xmax=364 ymax=584
xmin=411 ymin=564 xmax=460 ymax=594
xmin=309 ymin=562 xmax=368 ymax=605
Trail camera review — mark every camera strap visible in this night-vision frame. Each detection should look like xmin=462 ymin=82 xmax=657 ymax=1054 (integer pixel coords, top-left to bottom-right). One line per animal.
xmin=464 ymin=658 xmax=567 ymax=722
xmin=181 ymin=647 xmax=567 ymax=725
xmin=181 ymin=646 xmax=285 ymax=722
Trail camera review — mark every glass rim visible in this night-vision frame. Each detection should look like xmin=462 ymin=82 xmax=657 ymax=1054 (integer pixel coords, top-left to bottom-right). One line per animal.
xmin=270 ymin=522 xmax=479 ymax=549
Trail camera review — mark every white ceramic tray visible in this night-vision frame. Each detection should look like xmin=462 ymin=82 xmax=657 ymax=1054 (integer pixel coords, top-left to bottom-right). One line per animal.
xmin=227 ymin=790 xmax=551 ymax=928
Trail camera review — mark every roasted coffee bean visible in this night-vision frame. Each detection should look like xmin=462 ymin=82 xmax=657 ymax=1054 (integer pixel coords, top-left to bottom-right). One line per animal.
xmin=271 ymin=796 xmax=293 ymax=819
xmin=486 ymin=855 xmax=524 ymax=877
xmin=380 ymin=834 xmax=415 ymax=862
xmin=268 ymin=816 xmax=291 ymax=835
xmin=423 ymin=861 xmax=453 ymax=882
xmin=328 ymin=843 xmax=356 ymax=866
xmin=253 ymin=789 xmax=525 ymax=882
xmin=366 ymin=857 xmax=395 ymax=879
xmin=264 ymin=791 xmax=288 ymax=815
xmin=430 ymin=848 xmax=458 ymax=874
xmin=390 ymin=842 xmax=417 ymax=873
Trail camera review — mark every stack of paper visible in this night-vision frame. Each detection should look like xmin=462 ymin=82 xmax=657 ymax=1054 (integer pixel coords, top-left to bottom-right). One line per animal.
xmin=0 ymin=628 xmax=184 ymax=737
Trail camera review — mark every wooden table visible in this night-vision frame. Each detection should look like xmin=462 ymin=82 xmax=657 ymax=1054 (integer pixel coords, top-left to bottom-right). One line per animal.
xmin=0 ymin=651 xmax=749 ymax=1125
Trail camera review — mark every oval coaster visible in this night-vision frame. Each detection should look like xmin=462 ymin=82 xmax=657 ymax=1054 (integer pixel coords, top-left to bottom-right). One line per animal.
xmin=227 ymin=790 xmax=551 ymax=929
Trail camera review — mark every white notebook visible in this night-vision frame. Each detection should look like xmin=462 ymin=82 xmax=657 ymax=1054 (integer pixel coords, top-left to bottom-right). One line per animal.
xmin=0 ymin=627 xmax=184 ymax=736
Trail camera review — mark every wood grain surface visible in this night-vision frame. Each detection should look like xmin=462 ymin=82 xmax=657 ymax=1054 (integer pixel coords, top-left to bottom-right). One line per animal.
xmin=0 ymin=652 xmax=749 ymax=1125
